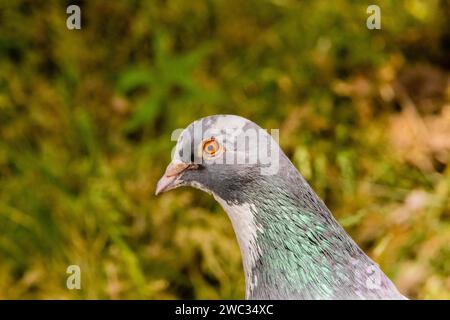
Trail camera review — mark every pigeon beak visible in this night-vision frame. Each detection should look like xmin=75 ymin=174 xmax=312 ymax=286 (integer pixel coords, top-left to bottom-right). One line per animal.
xmin=155 ymin=162 xmax=198 ymax=195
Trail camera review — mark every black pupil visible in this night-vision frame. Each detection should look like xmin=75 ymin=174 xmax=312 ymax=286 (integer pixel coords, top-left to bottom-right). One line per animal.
xmin=208 ymin=144 xmax=214 ymax=151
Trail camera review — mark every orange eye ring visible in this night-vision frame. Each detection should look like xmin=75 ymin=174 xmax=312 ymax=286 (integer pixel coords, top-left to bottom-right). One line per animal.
xmin=202 ymin=138 xmax=222 ymax=157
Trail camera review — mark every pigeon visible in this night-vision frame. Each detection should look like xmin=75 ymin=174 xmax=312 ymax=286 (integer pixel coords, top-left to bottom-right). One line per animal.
xmin=156 ymin=114 xmax=406 ymax=300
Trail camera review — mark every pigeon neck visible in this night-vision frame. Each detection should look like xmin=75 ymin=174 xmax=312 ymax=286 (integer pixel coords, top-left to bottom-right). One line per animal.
xmin=214 ymin=167 xmax=404 ymax=299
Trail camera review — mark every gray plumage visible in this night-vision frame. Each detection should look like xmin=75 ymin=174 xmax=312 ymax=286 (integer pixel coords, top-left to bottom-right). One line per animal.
xmin=156 ymin=115 xmax=406 ymax=300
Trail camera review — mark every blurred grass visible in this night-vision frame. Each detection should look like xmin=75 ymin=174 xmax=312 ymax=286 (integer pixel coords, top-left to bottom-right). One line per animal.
xmin=0 ymin=0 xmax=449 ymax=299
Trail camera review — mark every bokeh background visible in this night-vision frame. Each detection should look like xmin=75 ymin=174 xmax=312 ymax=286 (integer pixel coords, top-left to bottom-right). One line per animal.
xmin=0 ymin=0 xmax=449 ymax=299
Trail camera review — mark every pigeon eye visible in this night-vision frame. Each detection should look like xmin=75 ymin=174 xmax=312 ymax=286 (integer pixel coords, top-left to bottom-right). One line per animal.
xmin=202 ymin=138 xmax=221 ymax=157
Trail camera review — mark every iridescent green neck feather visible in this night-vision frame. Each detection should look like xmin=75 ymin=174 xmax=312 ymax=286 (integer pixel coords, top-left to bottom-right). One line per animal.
xmin=215 ymin=156 xmax=404 ymax=300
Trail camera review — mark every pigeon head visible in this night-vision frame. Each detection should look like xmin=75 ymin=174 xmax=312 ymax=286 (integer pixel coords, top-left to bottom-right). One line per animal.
xmin=155 ymin=114 xmax=406 ymax=300
xmin=155 ymin=114 xmax=281 ymax=202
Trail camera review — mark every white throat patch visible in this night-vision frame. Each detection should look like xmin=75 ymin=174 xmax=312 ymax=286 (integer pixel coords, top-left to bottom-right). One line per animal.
xmin=213 ymin=195 xmax=262 ymax=298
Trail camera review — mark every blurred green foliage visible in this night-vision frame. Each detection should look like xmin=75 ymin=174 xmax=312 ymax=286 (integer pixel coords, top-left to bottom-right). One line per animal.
xmin=0 ymin=0 xmax=449 ymax=299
